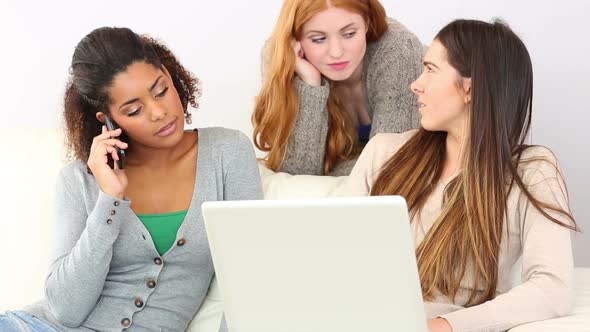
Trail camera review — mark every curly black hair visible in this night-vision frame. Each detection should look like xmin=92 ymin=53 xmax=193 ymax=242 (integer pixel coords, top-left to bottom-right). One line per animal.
xmin=63 ymin=27 xmax=201 ymax=163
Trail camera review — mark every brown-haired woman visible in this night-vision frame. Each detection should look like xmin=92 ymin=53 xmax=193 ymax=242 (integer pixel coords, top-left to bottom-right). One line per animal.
xmin=0 ymin=27 xmax=260 ymax=331
xmin=253 ymin=0 xmax=424 ymax=176
xmin=341 ymin=19 xmax=579 ymax=332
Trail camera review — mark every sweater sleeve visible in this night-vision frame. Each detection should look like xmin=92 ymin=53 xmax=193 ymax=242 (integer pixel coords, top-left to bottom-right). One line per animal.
xmin=45 ymin=164 xmax=135 ymax=327
xmin=280 ymin=76 xmax=330 ymax=176
xmin=223 ymin=131 xmax=264 ymax=201
xmin=335 ymin=132 xmax=414 ymax=196
xmin=440 ymin=154 xmax=575 ymax=332
xmin=335 ymin=135 xmax=378 ymax=197
xmin=367 ymin=20 xmax=423 ymax=137
xmin=260 ymin=39 xmax=330 ymax=176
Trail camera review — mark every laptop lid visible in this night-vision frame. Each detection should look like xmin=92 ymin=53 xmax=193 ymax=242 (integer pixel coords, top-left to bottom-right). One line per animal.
xmin=202 ymin=196 xmax=427 ymax=332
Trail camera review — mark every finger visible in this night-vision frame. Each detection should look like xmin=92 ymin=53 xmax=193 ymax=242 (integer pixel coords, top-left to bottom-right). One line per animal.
xmin=88 ymin=144 xmax=117 ymax=166
xmin=116 ymin=141 xmax=128 ymax=149
xmin=93 ymin=144 xmax=119 ymax=164
xmin=96 ymin=139 xmax=127 ymax=152
xmin=97 ymin=127 xmax=122 ymax=141
xmin=103 ymin=145 xmax=118 ymax=157
xmin=103 ymin=145 xmax=112 ymax=155
xmin=100 ymin=138 xmax=128 ymax=149
xmin=112 ymin=151 xmax=120 ymax=170
xmin=106 ymin=127 xmax=123 ymax=138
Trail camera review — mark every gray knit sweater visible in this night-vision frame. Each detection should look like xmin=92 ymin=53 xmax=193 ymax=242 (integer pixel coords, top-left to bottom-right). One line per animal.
xmin=280 ymin=18 xmax=423 ymax=176
xmin=25 ymin=128 xmax=262 ymax=332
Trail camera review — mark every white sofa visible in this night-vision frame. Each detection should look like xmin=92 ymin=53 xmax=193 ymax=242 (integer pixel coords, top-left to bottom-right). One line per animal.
xmin=0 ymin=128 xmax=588 ymax=331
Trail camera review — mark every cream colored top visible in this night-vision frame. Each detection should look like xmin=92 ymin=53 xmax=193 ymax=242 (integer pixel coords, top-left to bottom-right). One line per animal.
xmin=339 ymin=130 xmax=575 ymax=332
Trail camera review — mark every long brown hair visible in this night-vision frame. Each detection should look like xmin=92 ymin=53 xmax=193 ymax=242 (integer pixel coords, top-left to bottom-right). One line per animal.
xmin=252 ymin=0 xmax=388 ymax=174
xmin=371 ymin=20 xmax=578 ymax=306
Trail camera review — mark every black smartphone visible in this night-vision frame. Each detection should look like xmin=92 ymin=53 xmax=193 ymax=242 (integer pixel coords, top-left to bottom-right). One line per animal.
xmin=103 ymin=115 xmax=126 ymax=169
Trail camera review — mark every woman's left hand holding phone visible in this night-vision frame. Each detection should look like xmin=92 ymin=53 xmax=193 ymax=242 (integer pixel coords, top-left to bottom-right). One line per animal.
xmin=87 ymin=126 xmax=129 ymax=199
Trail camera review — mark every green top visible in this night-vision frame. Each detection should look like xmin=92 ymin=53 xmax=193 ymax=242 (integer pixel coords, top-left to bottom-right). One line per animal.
xmin=136 ymin=210 xmax=188 ymax=255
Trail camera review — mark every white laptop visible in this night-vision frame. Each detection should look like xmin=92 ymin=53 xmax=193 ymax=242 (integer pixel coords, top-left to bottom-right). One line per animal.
xmin=202 ymin=196 xmax=427 ymax=332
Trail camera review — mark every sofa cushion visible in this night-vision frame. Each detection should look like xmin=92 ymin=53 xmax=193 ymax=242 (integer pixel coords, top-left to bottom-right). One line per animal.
xmin=187 ymin=278 xmax=224 ymax=331
xmin=509 ymin=268 xmax=590 ymax=331
xmin=258 ymin=164 xmax=347 ymax=199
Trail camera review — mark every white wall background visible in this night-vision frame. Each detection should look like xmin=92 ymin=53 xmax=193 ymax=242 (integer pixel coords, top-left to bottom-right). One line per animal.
xmin=0 ymin=0 xmax=588 ymax=311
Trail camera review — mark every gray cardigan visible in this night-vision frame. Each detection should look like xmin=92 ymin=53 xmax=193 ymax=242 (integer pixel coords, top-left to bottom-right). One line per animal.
xmin=280 ymin=18 xmax=423 ymax=176
xmin=25 ymin=128 xmax=262 ymax=331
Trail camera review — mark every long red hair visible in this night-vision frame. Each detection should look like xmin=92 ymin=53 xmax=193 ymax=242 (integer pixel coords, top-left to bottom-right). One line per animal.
xmin=252 ymin=0 xmax=388 ymax=174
